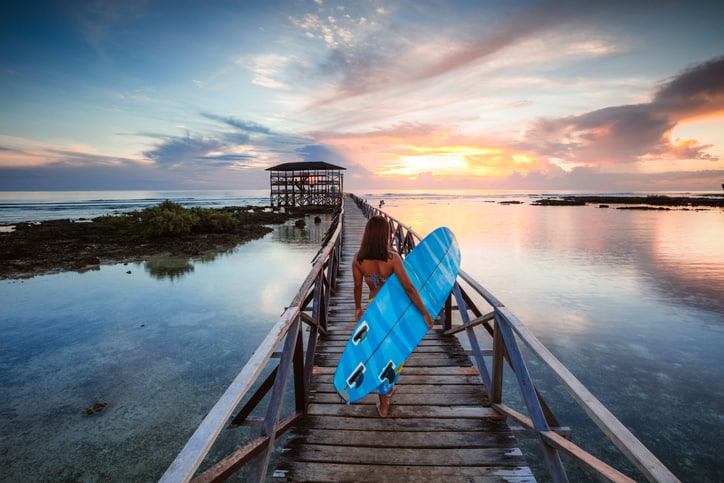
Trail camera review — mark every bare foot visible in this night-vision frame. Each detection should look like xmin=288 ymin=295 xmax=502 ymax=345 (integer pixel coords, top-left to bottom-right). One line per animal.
xmin=376 ymin=400 xmax=388 ymax=417
xmin=376 ymin=386 xmax=397 ymax=417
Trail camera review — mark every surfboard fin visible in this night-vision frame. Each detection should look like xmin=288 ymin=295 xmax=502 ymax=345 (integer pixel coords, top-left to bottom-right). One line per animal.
xmin=379 ymin=361 xmax=396 ymax=385
xmin=352 ymin=322 xmax=369 ymax=345
xmin=346 ymin=363 xmax=366 ymax=389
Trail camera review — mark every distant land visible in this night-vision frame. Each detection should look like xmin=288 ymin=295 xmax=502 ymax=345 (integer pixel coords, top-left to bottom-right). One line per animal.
xmin=531 ymin=194 xmax=724 ymax=208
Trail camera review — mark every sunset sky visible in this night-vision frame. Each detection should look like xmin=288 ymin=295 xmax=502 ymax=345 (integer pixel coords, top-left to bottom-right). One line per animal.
xmin=1 ymin=0 xmax=723 ymax=192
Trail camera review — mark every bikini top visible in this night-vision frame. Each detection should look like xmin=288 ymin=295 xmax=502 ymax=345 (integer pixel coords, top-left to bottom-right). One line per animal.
xmin=364 ymin=273 xmax=388 ymax=289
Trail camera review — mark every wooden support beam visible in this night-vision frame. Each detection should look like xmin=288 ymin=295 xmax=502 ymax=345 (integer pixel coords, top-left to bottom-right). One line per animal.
xmin=443 ymin=311 xmax=495 ymax=335
xmin=540 ymin=430 xmax=637 ymax=483
xmin=492 ymin=403 xmax=571 ymax=440
xmin=227 ymin=367 xmax=278 ymax=429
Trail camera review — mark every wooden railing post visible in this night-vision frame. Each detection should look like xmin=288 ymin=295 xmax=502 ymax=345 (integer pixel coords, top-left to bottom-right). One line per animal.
xmin=246 ymin=316 xmax=302 ymax=481
xmin=443 ymin=295 xmax=452 ymax=332
xmin=452 ymin=283 xmax=493 ymax=401
xmin=293 ymin=323 xmax=306 ymax=413
xmin=490 ymin=316 xmax=505 ymax=404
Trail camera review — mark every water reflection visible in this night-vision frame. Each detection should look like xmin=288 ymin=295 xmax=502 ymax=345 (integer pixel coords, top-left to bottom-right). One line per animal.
xmin=144 ymin=256 xmax=195 ymax=279
xmin=272 ymin=214 xmax=332 ymax=244
xmin=381 ymin=197 xmax=724 ymax=315
xmin=142 ymin=247 xmax=239 ymax=281
xmin=137 ymin=214 xmax=333 ymax=281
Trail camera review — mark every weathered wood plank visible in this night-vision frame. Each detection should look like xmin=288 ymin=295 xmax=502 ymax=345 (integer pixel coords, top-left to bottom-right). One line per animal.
xmin=309 ymin=390 xmax=486 ymax=405
xmin=273 ymin=462 xmax=535 ymax=482
xmin=312 ymin=382 xmax=485 ymax=396
xmin=281 ymin=445 xmax=527 ymax=467
xmin=312 ymin=372 xmax=486 ymax=386
xmin=312 ymin=365 xmax=481 ymax=376
xmin=286 ymin=429 xmax=517 ymax=448
xmin=318 ymin=338 xmax=452 ymax=347
xmin=293 ymin=415 xmax=514 ymax=432
xmin=314 ymin=354 xmax=472 ymax=367
xmin=306 ymin=403 xmax=504 ymax=419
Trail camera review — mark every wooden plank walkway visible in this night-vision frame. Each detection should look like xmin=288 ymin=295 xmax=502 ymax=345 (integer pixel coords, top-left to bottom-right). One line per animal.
xmin=273 ymin=198 xmax=534 ymax=482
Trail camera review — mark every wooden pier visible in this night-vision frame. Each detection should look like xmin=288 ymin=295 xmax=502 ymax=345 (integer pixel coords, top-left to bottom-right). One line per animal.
xmin=272 ymin=204 xmax=533 ymax=481
xmin=162 ymin=194 xmax=680 ymax=483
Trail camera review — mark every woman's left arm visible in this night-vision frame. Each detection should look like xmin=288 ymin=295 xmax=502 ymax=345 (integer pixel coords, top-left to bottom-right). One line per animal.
xmin=352 ymin=254 xmax=364 ymax=322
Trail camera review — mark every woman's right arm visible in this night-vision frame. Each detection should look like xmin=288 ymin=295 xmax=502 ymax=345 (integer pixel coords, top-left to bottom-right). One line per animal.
xmin=390 ymin=254 xmax=434 ymax=329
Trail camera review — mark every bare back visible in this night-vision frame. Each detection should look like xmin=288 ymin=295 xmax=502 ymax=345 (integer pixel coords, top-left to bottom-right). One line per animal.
xmin=355 ymin=252 xmax=395 ymax=299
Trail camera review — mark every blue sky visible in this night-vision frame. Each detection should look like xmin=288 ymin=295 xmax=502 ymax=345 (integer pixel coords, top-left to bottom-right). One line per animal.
xmin=1 ymin=0 xmax=723 ymax=192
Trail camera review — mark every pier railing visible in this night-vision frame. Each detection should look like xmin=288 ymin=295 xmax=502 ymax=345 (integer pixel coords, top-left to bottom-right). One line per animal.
xmin=353 ymin=194 xmax=679 ymax=483
xmin=160 ymin=201 xmax=344 ymax=483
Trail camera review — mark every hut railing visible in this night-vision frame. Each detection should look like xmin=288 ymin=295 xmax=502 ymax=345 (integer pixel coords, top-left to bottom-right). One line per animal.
xmin=352 ymin=194 xmax=679 ymax=483
xmin=160 ymin=201 xmax=345 ymax=483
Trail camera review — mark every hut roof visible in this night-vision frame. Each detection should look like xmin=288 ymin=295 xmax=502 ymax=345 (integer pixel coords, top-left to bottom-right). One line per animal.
xmin=265 ymin=161 xmax=345 ymax=171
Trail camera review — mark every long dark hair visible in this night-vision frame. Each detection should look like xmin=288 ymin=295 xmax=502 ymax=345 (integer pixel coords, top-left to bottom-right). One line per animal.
xmin=357 ymin=215 xmax=390 ymax=262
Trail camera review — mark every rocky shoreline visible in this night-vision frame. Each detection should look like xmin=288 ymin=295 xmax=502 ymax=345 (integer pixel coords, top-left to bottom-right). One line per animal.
xmin=0 ymin=206 xmax=314 ymax=280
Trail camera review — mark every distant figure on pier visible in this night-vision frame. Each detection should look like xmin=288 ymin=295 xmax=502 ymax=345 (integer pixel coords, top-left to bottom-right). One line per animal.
xmin=352 ymin=215 xmax=433 ymax=417
xmin=378 ymin=199 xmax=385 ymax=208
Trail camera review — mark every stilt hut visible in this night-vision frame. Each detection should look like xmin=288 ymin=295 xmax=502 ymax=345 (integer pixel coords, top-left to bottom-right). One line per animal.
xmin=266 ymin=161 xmax=345 ymax=208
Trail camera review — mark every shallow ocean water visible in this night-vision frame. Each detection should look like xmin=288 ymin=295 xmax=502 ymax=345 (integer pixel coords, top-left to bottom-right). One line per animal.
xmin=0 ymin=214 xmax=332 ymax=481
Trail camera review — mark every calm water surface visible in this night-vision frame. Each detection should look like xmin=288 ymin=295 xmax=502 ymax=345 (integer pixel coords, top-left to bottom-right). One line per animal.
xmin=1 ymin=191 xmax=722 ymax=481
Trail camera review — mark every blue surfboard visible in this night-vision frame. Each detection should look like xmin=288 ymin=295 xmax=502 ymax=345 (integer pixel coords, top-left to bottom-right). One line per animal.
xmin=334 ymin=226 xmax=461 ymax=403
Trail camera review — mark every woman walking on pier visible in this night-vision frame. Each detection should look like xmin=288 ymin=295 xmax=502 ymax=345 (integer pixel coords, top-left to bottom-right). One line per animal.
xmin=353 ymin=215 xmax=434 ymax=417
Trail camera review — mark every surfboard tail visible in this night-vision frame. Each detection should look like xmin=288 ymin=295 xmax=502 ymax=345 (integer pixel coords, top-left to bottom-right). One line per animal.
xmin=338 ymin=388 xmax=351 ymax=404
